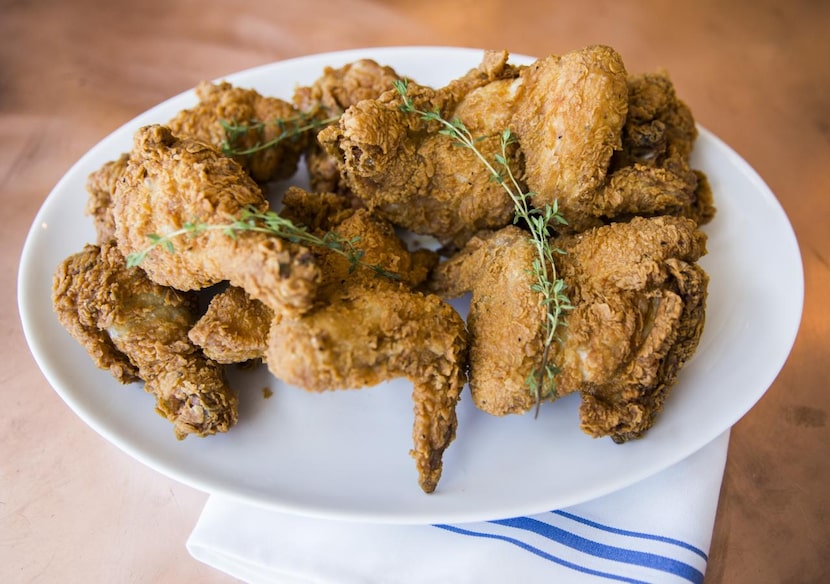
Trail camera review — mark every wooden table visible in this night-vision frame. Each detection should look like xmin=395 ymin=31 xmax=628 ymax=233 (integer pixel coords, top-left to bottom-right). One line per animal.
xmin=3 ymin=1 xmax=827 ymax=581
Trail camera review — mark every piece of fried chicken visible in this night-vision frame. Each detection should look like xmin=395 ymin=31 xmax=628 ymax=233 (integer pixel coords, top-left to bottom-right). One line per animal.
xmin=318 ymin=50 xmax=523 ymax=248
xmin=188 ymin=285 xmax=274 ymax=365
xmin=609 ymin=72 xmax=716 ymax=226
xmin=85 ymin=153 xmax=130 ymax=243
xmin=187 ymin=186 xmax=439 ymax=365
xmin=294 ymin=59 xmax=403 ymax=194
xmin=52 ymin=241 xmax=238 ymax=439
xmin=511 ymin=45 xmax=629 ymax=232
xmin=263 ymin=194 xmax=465 ymax=493
xmin=166 ymin=80 xmax=308 ymax=183
xmin=113 ymin=124 xmax=320 ymax=316
xmin=321 ymin=46 xmax=714 ymax=243
xmin=430 ymin=215 xmax=707 ymax=442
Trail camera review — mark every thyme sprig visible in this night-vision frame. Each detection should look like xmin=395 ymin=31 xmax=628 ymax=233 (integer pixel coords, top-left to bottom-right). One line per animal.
xmin=125 ymin=206 xmax=400 ymax=280
xmin=220 ymin=113 xmax=339 ymax=157
xmin=394 ymin=78 xmax=572 ymax=414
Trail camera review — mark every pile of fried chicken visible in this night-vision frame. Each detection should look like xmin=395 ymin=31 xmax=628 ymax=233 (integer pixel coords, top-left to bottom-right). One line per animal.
xmin=53 ymin=45 xmax=713 ymax=494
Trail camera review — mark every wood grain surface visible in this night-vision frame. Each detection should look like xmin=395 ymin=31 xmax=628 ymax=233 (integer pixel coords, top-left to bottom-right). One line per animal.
xmin=2 ymin=1 xmax=827 ymax=582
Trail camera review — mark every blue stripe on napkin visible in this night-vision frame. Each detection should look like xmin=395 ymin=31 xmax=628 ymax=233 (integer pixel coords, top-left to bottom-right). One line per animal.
xmin=435 ymin=511 xmax=705 ymax=584
xmin=435 ymin=524 xmax=651 ymax=584
xmin=552 ymin=510 xmax=708 ymax=561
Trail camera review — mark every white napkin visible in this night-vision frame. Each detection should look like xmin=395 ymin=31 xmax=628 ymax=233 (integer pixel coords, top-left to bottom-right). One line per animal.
xmin=188 ymin=431 xmax=729 ymax=584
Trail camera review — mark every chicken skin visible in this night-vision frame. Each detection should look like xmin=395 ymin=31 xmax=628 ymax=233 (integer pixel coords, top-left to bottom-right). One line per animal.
xmin=85 ymin=152 xmax=130 ymax=244
xmin=264 ymin=196 xmax=466 ymax=493
xmin=294 ymin=59 xmax=403 ymax=194
xmin=188 ymin=285 xmax=274 ymax=365
xmin=430 ymin=215 xmax=707 ymax=442
xmin=611 ymin=72 xmax=716 ymax=226
xmin=511 ymin=45 xmax=629 ymax=232
xmin=318 ymin=50 xmax=523 ymax=248
xmin=52 ymin=241 xmax=238 ymax=439
xmin=166 ymin=81 xmax=308 ymax=183
xmin=112 ymin=124 xmax=320 ymax=316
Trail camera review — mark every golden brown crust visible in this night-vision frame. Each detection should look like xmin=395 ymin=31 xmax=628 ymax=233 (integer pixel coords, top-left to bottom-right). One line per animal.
xmin=52 ymin=241 xmax=238 ymax=439
xmin=430 ymin=226 xmax=547 ymax=415
xmin=113 ymin=124 xmax=320 ymax=315
xmin=85 ymin=153 xmax=130 ymax=244
xmin=167 ymin=81 xmax=307 ymax=183
xmin=431 ymin=215 xmax=708 ymax=442
xmin=266 ymin=279 xmax=467 ymax=493
xmin=264 ymin=205 xmax=465 ymax=493
xmin=189 ymin=286 xmax=273 ymax=364
xmin=318 ymin=51 xmax=521 ymax=247
xmin=512 ymin=45 xmax=629 ymax=233
xmin=556 ymin=216 xmax=708 ymax=441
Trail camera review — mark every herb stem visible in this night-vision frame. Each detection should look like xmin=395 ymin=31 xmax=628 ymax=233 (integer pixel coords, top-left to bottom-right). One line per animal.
xmin=220 ymin=114 xmax=340 ymax=157
xmin=394 ymin=78 xmax=572 ymax=413
xmin=125 ymin=206 xmax=400 ymax=280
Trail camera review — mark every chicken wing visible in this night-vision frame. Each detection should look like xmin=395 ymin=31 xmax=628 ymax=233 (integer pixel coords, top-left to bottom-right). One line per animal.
xmin=166 ymin=80 xmax=308 ymax=183
xmin=512 ymin=47 xmax=713 ymax=232
xmin=265 ymin=199 xmax=466 ymax=493
xmin=431 ymin=215 xmax=707 ymax=442
xmin=113 ymin=124 xmax=320 ymax=315
xmin=52 ymin=241 xmax=238 ymax=439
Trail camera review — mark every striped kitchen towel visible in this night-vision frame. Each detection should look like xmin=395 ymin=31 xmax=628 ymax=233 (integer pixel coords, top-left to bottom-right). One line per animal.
xmin=187 ymin=431 xmax=729 ymax=584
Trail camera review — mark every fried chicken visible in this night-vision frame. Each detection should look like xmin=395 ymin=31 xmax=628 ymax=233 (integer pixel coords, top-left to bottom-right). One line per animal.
xmin=85 ymin=153 xmax=130 ymax=244
xmin=188 ymin=186 xmax=439 ymax=366
xmin=294 ymin=59 xmax=403 ymax=194
xmin=430 ymin=215 xmax=707 ymax=442
xmin=112 ymin=124 xmax=320 ymax=315
xmin=166 ymin=80 xmax=308 ymax=183
xmin=511 ymin=45 xmax=629 ymax=232
xmin=321 ymin=46 xmax=714 ymax=244
xmin=52 ymin=241 xmax=238 ymax=439
xmin=318 ymin=50 xmax=523 ymax=248
xmin=265 ymin=196 xmax=466 ymax=493
xmin=188 ymin=285 xmax=273 ymax=365
xmin=611 ymin=72 xmax=716 ymax=226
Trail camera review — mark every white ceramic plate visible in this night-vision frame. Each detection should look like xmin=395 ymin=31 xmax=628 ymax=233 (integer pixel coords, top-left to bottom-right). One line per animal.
xmin=18 ymin=47 xmax=803 ymax=524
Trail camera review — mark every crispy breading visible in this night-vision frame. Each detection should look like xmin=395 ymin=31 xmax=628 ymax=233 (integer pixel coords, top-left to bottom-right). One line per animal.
xmin=294 ymin=59 xmax=403 ymax=194
xmin=167 ymin=81 xmax=307 ymax=183
xmin=318 ymin=50 xmax=522 ymax=247
xmin=52 ymin=241 xmax=238 ymax=439
xmin=556 ymin=216 xmax=708 ymax=442
xmin=188 ymin=285 xmax=273 ymax=364
xmin=512 ymin=45 xmax=629 ymax=232
xmin=428 ymin=226 xmax=546 ymax=414
xmin=265 ymin=200 xmax=465 ymax=493
xmin=431 ymin=216 xmax=707 ymax=442
xmin=85 ymin=153 xmax=130 ymax=244
xmin=112 ymin=124 xmax=320 ymax=315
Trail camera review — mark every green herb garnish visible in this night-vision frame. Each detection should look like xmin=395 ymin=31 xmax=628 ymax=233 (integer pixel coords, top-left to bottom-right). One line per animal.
xmin=125 ymin=206 xmax=400 ymax=280
xmin=395 ymin=78 xmax=572 ymax=414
